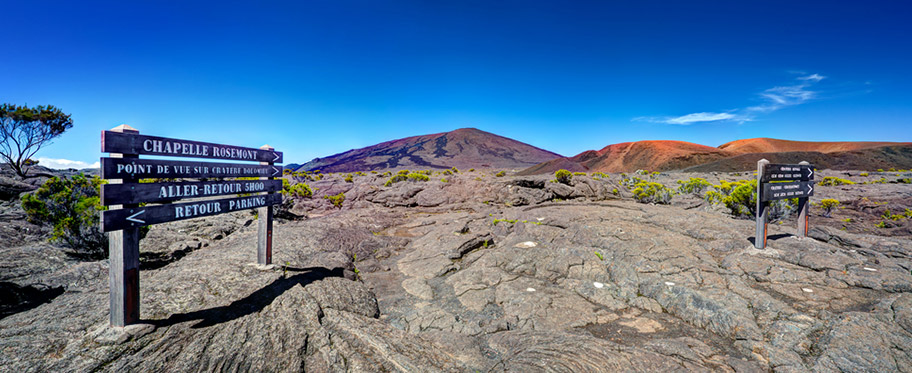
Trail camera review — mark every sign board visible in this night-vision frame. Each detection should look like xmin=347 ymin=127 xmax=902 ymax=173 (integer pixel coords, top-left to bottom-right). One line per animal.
xmin=102 ymin=193 xmax=282 ymax=232
xmin=755 ymin=160 xmax=814 ymax=249
xmin=101 ymin=158 xmax=282 ymax=179
xmin=761 ymin=163 xmax=814 ymax=182
xmin=101 ymin=125 xmax=282 ymax=327
xmin=102 ymin=131 xmax=283 ymax=163
xmin=102 ymin=179 xmax=283 ymax=206
xmin=761 ymin=181 xmax=814 ymax=201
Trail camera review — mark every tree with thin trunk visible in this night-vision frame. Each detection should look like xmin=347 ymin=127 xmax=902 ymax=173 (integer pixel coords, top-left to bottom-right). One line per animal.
xmin=0 ymin=103 xmax=73 ymax=178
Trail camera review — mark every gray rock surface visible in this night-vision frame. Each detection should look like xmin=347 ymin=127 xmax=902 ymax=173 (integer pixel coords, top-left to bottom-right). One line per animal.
xmin=2 ymin=168 xmax=911 ymax=371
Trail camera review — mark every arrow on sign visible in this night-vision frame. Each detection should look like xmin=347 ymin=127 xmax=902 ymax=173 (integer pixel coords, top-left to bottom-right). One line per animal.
xmin=272 ymin=166 xmax=280 ymax=176
xmin=272 ymin=152 xmax=280 ymax=162
xmin=807 ymin=184 xmax=813 ymax=195
xmin=805 ymin=167 xmax=814 ymax=179
xmin=126 ymin=210 xmax=145 ymax=224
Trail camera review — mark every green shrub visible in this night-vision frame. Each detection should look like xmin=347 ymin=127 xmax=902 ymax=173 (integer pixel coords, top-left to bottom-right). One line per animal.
xmin=468 ymin=168 xmax=475 ymax=172
xmin=324 ymin=192 xmax=345 ymax=209
xmin=21 ymin=174 xmax=108 ymax=259
xmin=592 ymin=172 xmax=609 ymax=179
xmin=860 ymin=172 xmax=869 ymax=177
xmin=451 ymin=167 xmax=459 ymax=173
xmin=282 ymin=179 xmax=314 ymax=198
xmin=495 ymin=171 xmax=506 ymax=177
xmin=898 ymin=178 xmax=911 ymax=184
xmin=440 ymin=178 xmax=448 ymax=183
xmin=344 ymin=174 xmax=353 ymax=183
xmin=397 ymin=169 xmax=409 ymax=175
xmin=677 ymin=177 xmax=712 ymax=194
xmin=621 ymin=176 xmax=646 ymax=189
xmin=634 ymin=169 xmax=649 ymax=176
xmin=818 ymin=198 xmax=840 ymax=217
xmin=631 ymin=181 xmax=673 ymax=204
xmin=819 ymin=176 xmax=855 ymax=186
xmin=717 ymin=179 xmax=797 ymax=220
xmin=555 ymin=169 xmax=573 ymax=185
xmin=882 ymin=209 xmax=906 ymax=221
xmin=612 ymin=188 xmax=619 ymax=196
xmin=384 ymin=172 xmax=430 ymax=186
xmin=704 ymin=190 xmax=724 ymax=204
xmin=875 ymin=221 xmax=888 ymax=229
xmin=573 ymin=172 xmax=587 ymax=176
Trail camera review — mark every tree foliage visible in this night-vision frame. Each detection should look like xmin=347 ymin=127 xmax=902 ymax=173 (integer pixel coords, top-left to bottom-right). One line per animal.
xmin=21 ymin=174 xmax=108 ymax=259
xmin=0 ymin=104 xmax=74 ymax=178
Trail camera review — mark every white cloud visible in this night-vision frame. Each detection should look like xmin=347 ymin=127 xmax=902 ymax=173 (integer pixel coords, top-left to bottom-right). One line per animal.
xmin=798 ymin=73 xmax=825 ymax=82
xmin=636 ymin=72 xmax=829 ymax=124
xmin=664 ymin=112 xmax=737 ymax=125
xmin=37 ymin=157 xmax=100 ymax=170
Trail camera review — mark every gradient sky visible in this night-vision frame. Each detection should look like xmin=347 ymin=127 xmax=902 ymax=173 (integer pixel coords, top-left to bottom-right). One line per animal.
xmin=3 ymin=1 xmax=910 ymax=168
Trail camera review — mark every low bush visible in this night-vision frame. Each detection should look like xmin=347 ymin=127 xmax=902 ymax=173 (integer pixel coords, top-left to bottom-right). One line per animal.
xmin=717 ymin=179 xmax=798 ymax=220
xmin=631 ymin=181 xmax=673 ymax=204
xmin=817 ymin=198 xmax=840 ymax=217
xmin=324 ymin=192 xmax=345 ymax=209
xmin=282 ymin=179 xmax=314 ymax=198
xmin=676 ymin=177 xmax=712 ymax=194
xmin=21 ymin=174 xmax=108 ymax=259
xmin=819 ymin=176 xmax=854 ymax=186
xmin=573 ymin=172 xmax=587 ymax=176
xmin=555 ymin=169 xmax=573 ymax=185
xmin=384 ymin=172 xmax=430 ymax=186
xmin=495 ymin=171 xmax=506 ymax=177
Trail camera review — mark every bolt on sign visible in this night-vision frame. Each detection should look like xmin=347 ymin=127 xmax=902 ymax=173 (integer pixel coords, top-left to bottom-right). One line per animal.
xmin=754 ymin=160 xmax=815 ymax=249
xmin=100 ymin=125 xmax=283 ymax=327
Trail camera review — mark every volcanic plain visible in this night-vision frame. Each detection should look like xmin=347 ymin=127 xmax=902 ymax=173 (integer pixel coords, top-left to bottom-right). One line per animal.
xmin=2 ymin=164 xmax=911 ymax=372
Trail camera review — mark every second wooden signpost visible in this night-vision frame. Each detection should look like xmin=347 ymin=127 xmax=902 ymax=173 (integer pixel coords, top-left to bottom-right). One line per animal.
xmin=100 ymin=125 xmax=283 ymax=327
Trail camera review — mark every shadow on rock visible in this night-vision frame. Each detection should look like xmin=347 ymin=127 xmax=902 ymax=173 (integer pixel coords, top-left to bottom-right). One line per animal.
xmin=149 ymin=266 xmax=344 ymax=329
xmin=0 ymin=282 xmax=65 ymax=320
xmin=747 ymin=233 xmax=793 ymax=245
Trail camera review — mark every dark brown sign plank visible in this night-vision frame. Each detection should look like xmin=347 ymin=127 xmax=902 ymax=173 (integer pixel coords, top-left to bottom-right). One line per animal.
xmin=761 ymin=181 xmax=815 ymax=202
xmin=102 ymin=131 xmax=283 ymax=163
xmin=101 ymin=158 xmax=282 ymax=179
xmin=762 ymin=164 xmax=814 ymax=182
xmin=102 ymin=193 xmax=283 ymax=232
xmin=101 ymin=179 xmax=283 ymax=206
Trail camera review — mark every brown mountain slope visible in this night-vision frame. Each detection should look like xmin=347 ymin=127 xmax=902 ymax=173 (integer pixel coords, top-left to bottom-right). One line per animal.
xmin=719 ymin=138 xmax=910 ymax=155
xmin=519 ymin=140 xmax=731 ymax=174
xmin=295 ymin=128 xmax=562 ymax=173
xmin=683 ymin=145 xmax=912 ymax=172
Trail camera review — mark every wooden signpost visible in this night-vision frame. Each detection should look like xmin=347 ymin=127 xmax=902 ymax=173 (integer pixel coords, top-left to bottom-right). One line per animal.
xmin=755 ymin=159 xmax=815 ymax=249
xmin=100 ymin=125 xmax=283 ymax=327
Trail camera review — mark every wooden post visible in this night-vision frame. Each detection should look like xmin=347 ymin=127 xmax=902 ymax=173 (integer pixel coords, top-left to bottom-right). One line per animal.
xmin=755 ymin=159 xmax=769 ymax=249
xmin=797 ymin=161 xmax=810 ymax=237
xmin=257 ymin=144 xmax=274 ymax=265
xmin=107 ymin=124 xmax=141 ymax=327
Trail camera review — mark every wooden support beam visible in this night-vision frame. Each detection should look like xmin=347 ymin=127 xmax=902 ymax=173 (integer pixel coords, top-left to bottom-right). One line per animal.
xmin=755 ymin=159 xmax=769 ymax=249
xmin=107 ymin=125 xmax=141 ymax=327
xmin=797 ymin=160 xmax=811 ymax=237
xmin=257 ymin=144 xmax=275 ymax=265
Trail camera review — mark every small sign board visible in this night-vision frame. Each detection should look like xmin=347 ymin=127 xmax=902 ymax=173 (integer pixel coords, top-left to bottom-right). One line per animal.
xmin=761 ymin=163 xmax=814 ymax=182
xmin=102 ymin=131 xmax=283 ymax=163
xmin=102 ymin=179 xmax=283 ymax=205
xmin=101 ymin=158 xmax=282 ymax=179
xmin=102 ymin=193 xmax=282 ymax=232
xmin=761 ymin=181 xmax=814 ymax=201
xmin=754 ymin=160 xmax=815 ymax=249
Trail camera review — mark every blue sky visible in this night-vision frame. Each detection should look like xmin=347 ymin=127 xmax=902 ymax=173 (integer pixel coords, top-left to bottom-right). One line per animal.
xmin=2 ymin=1 xmax=910 ymax=168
